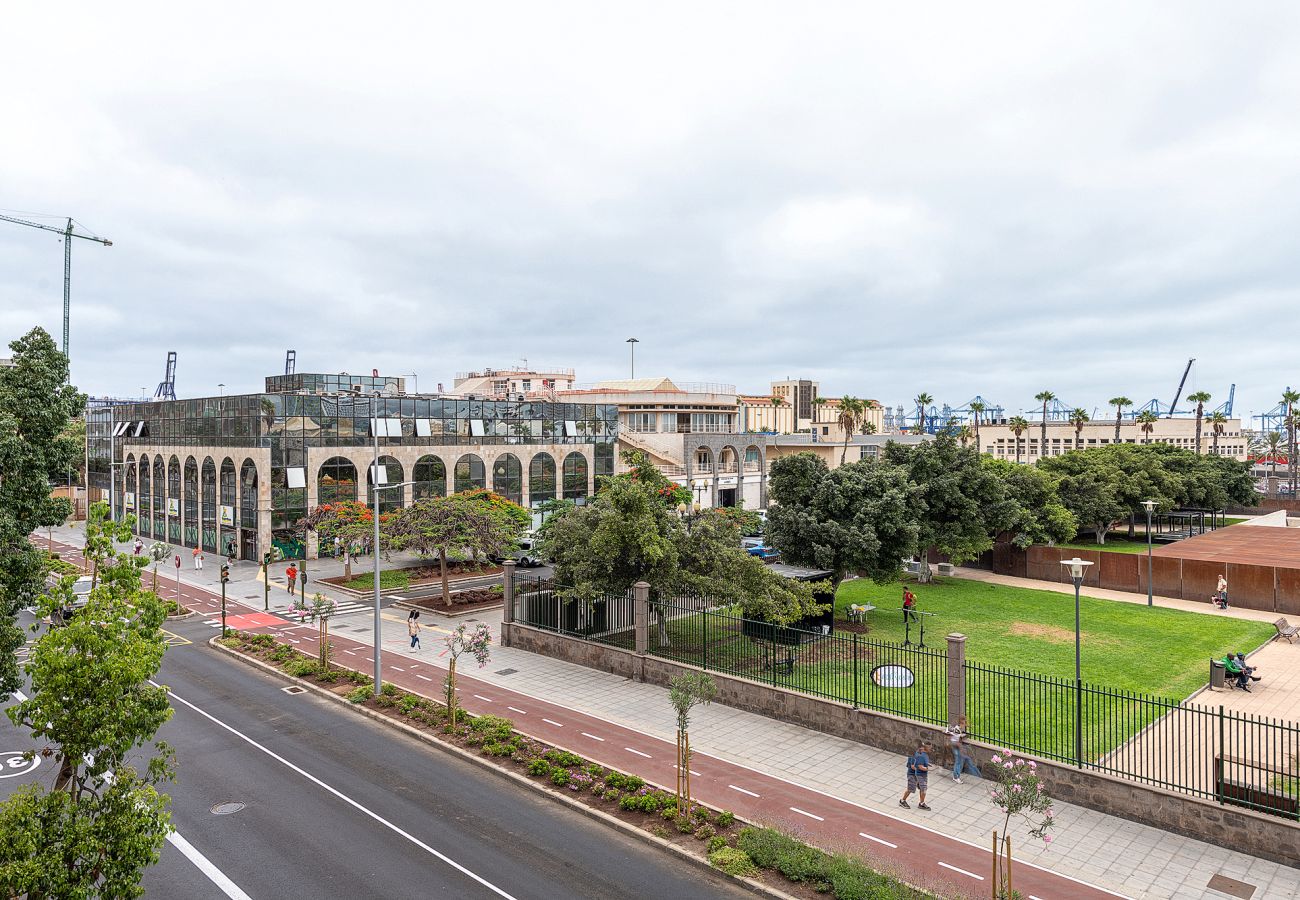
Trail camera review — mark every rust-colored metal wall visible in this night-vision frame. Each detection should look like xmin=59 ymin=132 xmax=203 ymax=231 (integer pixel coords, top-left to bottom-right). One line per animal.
xmin=1099 ymin=552 xmax=1139 ymax=592
xmin=1275 ymin=569 xmax=1300 ymax=616
xmin=992 ymin=543 xmax=1027 ymax=578
xmin=1025 ymin=545 xmax=1062 ymax=582
xmin=1226 ymin=563 xmax=1277 ymax=612
xmin=1182 ymin=559 xmax=1225 ymax=607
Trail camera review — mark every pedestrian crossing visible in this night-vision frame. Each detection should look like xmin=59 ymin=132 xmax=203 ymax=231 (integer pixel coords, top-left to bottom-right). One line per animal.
xmin=280 ymin=598 xmax=374 ymax=621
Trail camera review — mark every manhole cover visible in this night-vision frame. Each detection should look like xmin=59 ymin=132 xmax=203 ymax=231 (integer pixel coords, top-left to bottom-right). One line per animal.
xmin=211 ymin=802 xmax=245 ymax=816
xmin=495 ymin=668 xmax=518 ymax=676
xmin=281 ymin=686 xmax=307 ymax=695
xmin=1207 ymin=874 xmax=1256 ymax=898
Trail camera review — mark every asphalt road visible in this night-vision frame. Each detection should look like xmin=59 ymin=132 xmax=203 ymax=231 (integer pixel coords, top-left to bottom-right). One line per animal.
xmin=1 ymin=612 xmax=750 ymax=900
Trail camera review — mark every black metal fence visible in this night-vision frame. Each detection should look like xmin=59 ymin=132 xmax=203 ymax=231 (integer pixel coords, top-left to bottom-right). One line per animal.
xmin=510 ymin=573 xmax=1300 ymax=819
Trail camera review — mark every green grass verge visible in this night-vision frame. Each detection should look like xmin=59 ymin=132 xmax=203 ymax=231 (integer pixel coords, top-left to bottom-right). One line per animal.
xmin=1053 ymin=537 xmax=1152 ymax=554
xmin=342 ymin=569 xmax=411 ymax=591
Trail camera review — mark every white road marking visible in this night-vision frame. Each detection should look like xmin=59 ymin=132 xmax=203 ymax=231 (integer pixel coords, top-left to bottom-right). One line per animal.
xmin=624 ymin=747 xmax=652 ymax=758
xmin=158 ymin=684 xmax=519 ymax=899
xmin=167 ymin=824 xmax=255 ymax=899
xmin=541 ymin=718 xmax=564 ymax=727
xmin=506 ymin=706 xmax=528 ymax=715
xmin=12 ymin=690 xmax=26 ymax=703
xmin=672 ymin=764 xmax=701 ymax=776
xmin=938 ymin=862 xmax=984 ymax=881
xmin=580 ymin=732 xmax=605 ymax=742
xmin=416 ymin=675 xmax=433 ymax=682
xmin=1029 ymin=895 xmax=1047 ymax=900
xmin=859 ymin=832 xmax=897 ymax=849
xmin=729 ymin=784 xmax=760 ymax=798
xmin=472 ymin=694 xmax=493 ymax=703
xmin=343 ymin=650 xmax=357 ymax=656
xmin=790 ymin=807 xmax=823 ymax=821
xmin=391 ymin=666 xmax=405 ymax=672
xmin=364 ymin=657 xmax=374 ymax=662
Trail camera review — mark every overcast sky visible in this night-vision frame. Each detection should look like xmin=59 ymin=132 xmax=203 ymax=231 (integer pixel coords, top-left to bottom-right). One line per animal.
xmin=2 ymin=2 xmax=1298 ymax=423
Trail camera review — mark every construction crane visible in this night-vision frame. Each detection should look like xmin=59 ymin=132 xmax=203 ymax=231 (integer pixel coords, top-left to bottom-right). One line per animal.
xmin=0 ymin=213 xmax=112 ymax=361
xmin=1166 ymin=358 xmax=1195 ymax=418
xmin=285 ymin=350 xmax=296 ymax=376
xmin=153 ymin=352 xmax=177 ymax=401
xmin=1212 ymin=384 xmax=1235 ymax=417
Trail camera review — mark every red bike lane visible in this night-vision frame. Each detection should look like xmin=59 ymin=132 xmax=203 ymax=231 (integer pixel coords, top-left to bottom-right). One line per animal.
xmin=44 ymin=539 xmax=1126 ymax=900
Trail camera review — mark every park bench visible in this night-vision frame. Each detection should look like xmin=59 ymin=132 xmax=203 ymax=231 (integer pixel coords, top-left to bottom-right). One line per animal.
xmin=1274 ymin=618 xmax=1299 ymax=644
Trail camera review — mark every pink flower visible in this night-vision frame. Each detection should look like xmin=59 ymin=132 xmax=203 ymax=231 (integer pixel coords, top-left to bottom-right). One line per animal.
xmin=1003 ymin=762 xmax=1013 ymax=769
xmin=1011 ymin=785 xmax=1022 ymax=793
xmin=990 ymin=754 xmax=1002 ymax=763
xmin=1027 ymin=761 xmax=1036 ymax=769
xmin=1043 ymin=835 xmax=1053 ymax=844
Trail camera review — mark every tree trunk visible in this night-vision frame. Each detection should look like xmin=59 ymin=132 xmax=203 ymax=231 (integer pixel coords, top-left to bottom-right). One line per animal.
xmin=1127 ymin=513 xmax=1135 ymax=540
xmin=344 ymin=551 xmax=352 ymax=581
xmin=1195 ymin=413 xmax=1203 ymax=454
xmin=1114 ymin=412 xmax=1121 ymax=443
xmin=1095 ymin=526 xmax=1107 ymax=545
xmin=446 ymin=656 xmax=458 ymax=727
xmin=1041 ymin=405 xmax=1048 ymax=460
xmin=440 ymin=548 xmax=450 ymax=605
xmin=915 ymin=549 xmax=934 ymax=583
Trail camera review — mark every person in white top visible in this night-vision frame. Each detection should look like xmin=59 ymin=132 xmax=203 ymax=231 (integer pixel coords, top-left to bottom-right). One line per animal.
xmin=1214 ymin=574 xmax=1228 ymax=609
xmin=946 ymin=714 xmax=981 ymax=783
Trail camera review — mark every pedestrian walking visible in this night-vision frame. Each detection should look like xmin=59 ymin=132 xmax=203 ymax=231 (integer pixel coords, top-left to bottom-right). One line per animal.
xmin=900 ymin=739 xmax=932 ymax=810
xmin=192 ymin=547 xmax=204 ymax=570
xmin=133 ymin=538 xmax=144 ymax=556
xmin=946 ymin=715 xmax=981 ymax=783
xmin=408 ymin=610 xmax=421 ymax=650
xmin=286 ymin=563 xmax=298 ymax=594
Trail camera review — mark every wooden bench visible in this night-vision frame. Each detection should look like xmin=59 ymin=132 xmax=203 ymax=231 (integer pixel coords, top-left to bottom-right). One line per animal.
xmin=1274 ymin=618 xmax=1298 ymax=644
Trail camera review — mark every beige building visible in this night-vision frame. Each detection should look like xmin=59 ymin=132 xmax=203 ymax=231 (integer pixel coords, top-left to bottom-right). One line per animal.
xmin=978 ymin=416 xmax=1249 ymax=462
xmin=453 ymin=365 xmax=576 ymax=399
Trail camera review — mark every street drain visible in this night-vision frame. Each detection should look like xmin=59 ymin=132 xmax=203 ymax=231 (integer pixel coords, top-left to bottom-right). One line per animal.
xmin=1207 ymin=874 xmax=1256 ymax=898
xmin=211 ymin=802 xmax=245 ymax=816
xmin=495 ymin=668 xmax=518 ymax=676
xmin=281 ymin=685 xmax=307 ymax=695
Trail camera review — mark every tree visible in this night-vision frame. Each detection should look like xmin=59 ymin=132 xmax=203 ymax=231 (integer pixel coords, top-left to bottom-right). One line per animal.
xmin=0 ymin=327 xmax=85 ymax=701
xmin=1068 ymin=408 xmax=1089 ymax=451
xmin=988 ymin=751 xmax=1056 ymax=899
xmin=148 ymin=541 xmax=172 ymax=593
xmin=981 ymin=458 xmax=1077 ymax=548
xmin=1208 ymin=411 xmax=1228 ymax=456
xmin=768 ymin=395 xmax=785 ymax=432
xmin=1039 ymin=445 xmax=1182 ymax=544
xmin=1136 ymin=409 xmax=1158 ymax=443
xmin=1186 ymin=391 xmax=1212 ymax=455
xmin=386 ymin=494 xmax=521 ymax=603
xmin=766 ymin=452 xmax=918 ymax=591
xmin=1034 ymin=390 xmax=1055 ymax=459
xmin=0 ymin=501 xmax=174 ymax=898
xmin=309 ymin=500 xmax=376 ymax=580
xmin=884 ymin=434 xmax=1011 ymax=582
xmin=1283 ymin=389 xmax=1300 ymax=494
xmin=837 ymin=396 xmax=863 ymax=465
xmin=957 ymin=425 xmax=973 ymax=448
xmin=812 ymin=395 xmax=828 ymax=424
xmin=1008 ymin=416 xmax=1029 ymax=464
xmin=1265 ymin=430 xmax=1284 ymax=496
xmin=1109 ymin=397 xmax=1132 ymax=443
xmin=668 ymin=673 xmax=716 ymax=817
xmin=914 ymin=393 xmax=933 ymax=434
xmin=443 ymin=622 xmax=491 ymax=728
xmin=968 ymin=400 xmax=985 ymax=452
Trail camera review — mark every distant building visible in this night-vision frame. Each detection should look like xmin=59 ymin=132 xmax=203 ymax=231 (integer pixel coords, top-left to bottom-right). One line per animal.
xmin=453 ymin=366 xmax=576 ymax=399
xmin=978 ymin=416 xmax=1249 ymax=461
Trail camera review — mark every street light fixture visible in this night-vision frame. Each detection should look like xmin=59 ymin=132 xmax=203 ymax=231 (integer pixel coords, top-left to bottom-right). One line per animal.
xmin=1060 ymin=556 xmax=1094 ymax=767
xmin=626 ymin=338 xmax=639 ymax=380
xmin=1141 ymin=500 xmax=1157 ymax=607
xmin=218 ymin=383 xmax=225 ymax=398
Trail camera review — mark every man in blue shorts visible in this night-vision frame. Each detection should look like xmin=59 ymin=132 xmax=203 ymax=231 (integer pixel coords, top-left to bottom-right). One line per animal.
xmin=900 ymin=739 xmax=933 ymax=811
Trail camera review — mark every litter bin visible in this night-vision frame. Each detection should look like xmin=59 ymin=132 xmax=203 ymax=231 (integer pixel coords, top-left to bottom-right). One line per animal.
xmin=1210 ymin=659 xmax=1226 ymax=690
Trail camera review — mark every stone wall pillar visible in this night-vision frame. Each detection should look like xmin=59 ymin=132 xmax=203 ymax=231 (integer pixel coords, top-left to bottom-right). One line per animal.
xmin=633 ymin=581 xmax=650 ymax=656
xmin=502 ymin=560 xmax=516 ymax=625
xmin=946 ymin=633 xmax=967 ymax=725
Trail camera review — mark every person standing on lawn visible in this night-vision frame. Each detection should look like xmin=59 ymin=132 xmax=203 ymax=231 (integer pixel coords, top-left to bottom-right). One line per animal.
xmin=900 ymin=739 xmax=933 ymax=810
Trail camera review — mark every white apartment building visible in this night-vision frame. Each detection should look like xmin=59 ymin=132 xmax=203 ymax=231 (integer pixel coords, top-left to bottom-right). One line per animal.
xmin=453 ymin=365 xmax=576 ymax=399
xmin=978 ymin=416 xmax=1249 ymax=462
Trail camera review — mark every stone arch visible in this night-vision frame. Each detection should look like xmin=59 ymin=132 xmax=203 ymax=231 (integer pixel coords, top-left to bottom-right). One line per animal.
xmin=492 ymin=453 xmax=523 ymax=505
xmin=201 ymin=457 xmax=217 ymax=552
xmin=368 ymin=455 xmax=404 ymax=513
xmin=528 ymin=452 xmax=556 ymax=506
xmin=220 ymin=458 xmax=237 ymax=557
xmin=184 ymin=457 xmax=199 ymax=547
xmin=562 ymin=452 xmax=588 ymax=501
xmin=137 ymin=454 xmax=151 ymax=535
xmin=125 ymin=453 xmax=137 ymax=522
xmin=318 ymin=456 xmax=358 ymax=506
xmin=167 ymin=455 xmax=181 ymax=542
xmin=454 ymin=454 xmax=485 ymax=493
xmin=151 ymin=457 xmax=166 ymax=539
xmin=240 ymin=459 xmax=259 ymax=558
xmin=412 ymin=454 xmax=447 ymax=501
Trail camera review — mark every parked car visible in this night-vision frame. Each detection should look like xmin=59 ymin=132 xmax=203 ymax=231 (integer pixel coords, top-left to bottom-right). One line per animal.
xmin=48 ymin=576 xmax=94 ymax=626
xmin=495 ymin=536 xmax=545 ymax=568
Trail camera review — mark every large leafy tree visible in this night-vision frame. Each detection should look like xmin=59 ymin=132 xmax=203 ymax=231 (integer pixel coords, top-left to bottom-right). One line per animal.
xmin=0 ymin=503 xmax=174 ymax=897
xmin=386 ymin=493 xmax=522 ymax=601
xmin=0 ymin=327 xmax=85 ymax=700
xmin=884 ymin=434 xmax=1011 ymax=581
xmin=309 ymin=500 xmax=376 ymax=580
xmin=1039 ymin=445 xmax=1182 ymax=544
xmin=766 ymin=452 xmax=918 ymax=590
xmin=981 ymin=458 xmax=1077 ymax=548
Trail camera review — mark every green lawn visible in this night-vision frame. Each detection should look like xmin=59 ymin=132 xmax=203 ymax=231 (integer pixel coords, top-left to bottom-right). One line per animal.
xmin=1053 ymin=536 xmax=1152 ymax=554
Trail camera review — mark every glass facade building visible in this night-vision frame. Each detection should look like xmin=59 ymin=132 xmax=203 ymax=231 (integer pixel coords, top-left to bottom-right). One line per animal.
xmin=87 ymin=375 xmax=617 ymax=561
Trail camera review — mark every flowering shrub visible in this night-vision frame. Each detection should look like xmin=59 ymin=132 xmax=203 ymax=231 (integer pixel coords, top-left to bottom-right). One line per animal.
xmin=988 ymin=751 xmax=1055 ymax=843
xmin=443 ymin=622 xmax=492 ymax=727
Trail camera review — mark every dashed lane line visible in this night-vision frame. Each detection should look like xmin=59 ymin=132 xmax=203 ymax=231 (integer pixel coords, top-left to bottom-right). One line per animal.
xmin=580 ymin=732 xmax=605 ymax=742
xmin=729 ymin=785 xmax=760 ymax=798
xmin=672 ymin=764 xmax=701 ymax=776
xmin=472 ymin=694 xmax=493 ymax=703
xmin=624 ymin=748 xmax=652 ymax=759
xmin=790 ymin=807 xmax=824 ymax=822
xmin=415 ymin=675 xmax=433 ymax=682
xmin=938 ymin=862 xmax=984 ymax=881
xmin=859 ymin=832 xmax=897 ymax=849
xmin=541 ymin=718 xmax=564 ymax=728
xmin=506 ymin=707 xmax=528 ymax=715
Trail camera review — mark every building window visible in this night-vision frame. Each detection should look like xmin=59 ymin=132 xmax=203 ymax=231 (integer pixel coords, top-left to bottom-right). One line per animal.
xmin=454 ymin=454 xmax=486 ymax=493
xmin=413 ymin=455 xmax=447 ymax=500
xmin=563 ymin=452 xmax=588 ymax=500
xmin=492 ymin=454 xmax=523 ymax=505
xmin=318 ymin=457 xmax=358 ymax=506
xmin=368 ymin=456 xmax=404 ymax=513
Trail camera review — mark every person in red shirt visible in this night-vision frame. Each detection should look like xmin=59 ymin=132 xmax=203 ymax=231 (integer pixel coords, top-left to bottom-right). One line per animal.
xmin=286 ymin=564 xmax=298 ymax=594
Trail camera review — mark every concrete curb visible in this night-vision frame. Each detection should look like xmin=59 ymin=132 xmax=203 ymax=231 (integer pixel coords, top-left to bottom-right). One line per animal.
xmin=392 ymin=600 xmax=504 ymax=619
xmin=209 ymin=638 xmax=800 ymax=900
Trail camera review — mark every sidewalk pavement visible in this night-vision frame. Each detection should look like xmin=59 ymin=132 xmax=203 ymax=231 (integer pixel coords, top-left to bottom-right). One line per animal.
xmin=44 ymin=527 xmax=1300 ymax=898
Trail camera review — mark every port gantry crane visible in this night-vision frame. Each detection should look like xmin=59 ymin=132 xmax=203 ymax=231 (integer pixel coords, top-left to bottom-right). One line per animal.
xmin=0 ymin=212 xmax=113 ymax=361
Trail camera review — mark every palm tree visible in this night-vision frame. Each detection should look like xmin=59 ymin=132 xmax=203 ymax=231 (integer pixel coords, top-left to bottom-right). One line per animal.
xmin=1283 ymin=389 xmax=1300 ymax=494
xmin=1009 ymin=415 xmax=1029 ymax=464
xmin=957 ymin=425 xmax=973 ymax=448
xmin=838 ymin=396 xmax=863 ymax=465
xmin=914 ymin=393 xmax=933 ymax=434
xmin=1069 ymin=408 xmax=1089 ymax=450
xmin=812 ymin=396 xmax=828 ymax=424
xmin=1208 ymin=411 xmax=1227 ymax=455
xmin=768 ymin=395 xmax=785 ymax=433
xmin=968 ymin=400 xmax=985 ymax=454
xmin=1137 ymin=410 xmax=1158 ymax=443
xmin=1265 ymin=430 xmax=1284 ymax=496
xmin=1186 ymin=391 xmax=1212 ymax=454
xmin=1034 ymin=387 xmax=1055 ymax=457
xmin=1109 ymin=396 xmax=1132 ymax=443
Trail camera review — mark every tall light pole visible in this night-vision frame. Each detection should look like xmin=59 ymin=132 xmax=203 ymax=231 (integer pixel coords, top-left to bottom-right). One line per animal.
xmin=626 ymin=338 xmax=639 ymax=380
xmin=218 ymin=383 xmax=225 ymax=398
xmin=1061 ymin=557 xmax=1093 ymax=768
xmin=1141 ymin=500 xmax=1156 ymax=607
xmin=371 ymin=394 xmax=383 ymax=693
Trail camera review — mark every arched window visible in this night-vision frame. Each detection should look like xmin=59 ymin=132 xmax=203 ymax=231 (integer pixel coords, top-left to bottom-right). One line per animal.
xmin=220 ymin=458 xmax=237 ymax=557
xmin=167 ymin=455 xmax=181 ymax=542
xmin=184 ymin=458 xmax=198 ymax=547
xmin=201 ymin=458 xmax=217 ymax=552
xmin=125 ymin=454 xmax=137 ymax=524
xmin=240 ymin=460 xmax=258 ymax=553
xmin=492 ymin=454 xmax=522 ymax=505
xmin=318 ymin=457 xmax=357 ymax=506
xmin=562 ymin=452 xmax=588 ymax=500
xmin=528 ymin=452 xmax=556 ymax=506
xmin=152 ymin=457 xmax=166 ymax=539
xmin=454 ymin=454 xmax=485 ymax=493
xmin=412 ymin=455 xmax=447 ymax=501
xmin=367 ymin=456 xmax=404 ymax=513
xmin=137 ymin=455 xmax=151 ymax=536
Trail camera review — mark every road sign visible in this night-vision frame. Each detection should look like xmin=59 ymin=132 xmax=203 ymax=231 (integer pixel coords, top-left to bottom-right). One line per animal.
xmin=175 ymin=555 xmax=181 ymax=568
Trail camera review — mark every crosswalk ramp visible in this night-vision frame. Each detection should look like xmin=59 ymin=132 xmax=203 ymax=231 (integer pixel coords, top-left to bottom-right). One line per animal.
xmin=279 ymin=598 xmax=374 ymax=620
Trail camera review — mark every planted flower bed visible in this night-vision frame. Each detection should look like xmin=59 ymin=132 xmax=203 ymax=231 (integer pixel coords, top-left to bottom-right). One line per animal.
xmin=217 ymin=631 xmax=941 ymax=900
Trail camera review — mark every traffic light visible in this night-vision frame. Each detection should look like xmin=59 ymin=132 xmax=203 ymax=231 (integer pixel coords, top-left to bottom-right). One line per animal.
xmin=220 ymin=564 xmax=230 ymax=584
xmin=262 ymin=552 xmax=271 ymax=567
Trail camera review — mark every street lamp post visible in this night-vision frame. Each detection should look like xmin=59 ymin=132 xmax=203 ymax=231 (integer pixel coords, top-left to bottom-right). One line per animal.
xmin=1060 ymin=557 xmax=1094 ymax=768
xmin=1141 ymin=500 xmax=1156 ymax=607
xmin=371 ymin=395 xmax=382 ymax=692
xmin=626 ymin=338 xmax=639 ymax=380
xmin=218 ymin=383 xmax=225 ymax=398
